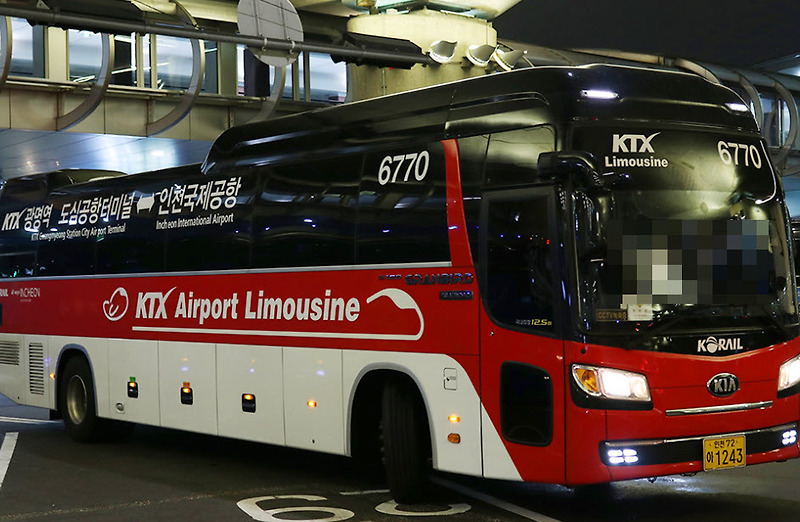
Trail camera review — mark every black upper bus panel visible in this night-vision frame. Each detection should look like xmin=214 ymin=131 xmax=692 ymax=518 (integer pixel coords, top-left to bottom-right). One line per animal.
xmin=0 ymin=169 xmax=126 ymax=204
xmin=202 ymin=64 xmax=758 ymax=175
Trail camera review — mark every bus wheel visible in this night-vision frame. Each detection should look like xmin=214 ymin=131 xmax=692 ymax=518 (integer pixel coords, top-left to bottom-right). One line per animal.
xmin=59 ymin=356 xmax=105 ymax=443
xmin=381 ymin=377 xmax=431 ymax=503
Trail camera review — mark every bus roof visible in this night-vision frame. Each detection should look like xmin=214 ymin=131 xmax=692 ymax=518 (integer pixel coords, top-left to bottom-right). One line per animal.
xmin=203 ymin=64 xmax=758 ymax=174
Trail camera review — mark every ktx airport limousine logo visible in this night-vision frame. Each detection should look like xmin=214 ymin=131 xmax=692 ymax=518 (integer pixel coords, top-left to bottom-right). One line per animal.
xmin=101 ymin=285 xmax=425 ymax=341
xmin=612 ymin=133 xmax=660 ymax=153
xmin=103 ymin=287 xmax=130 ymax=322
xmin=605 ymin=132 xmax=669 ymax=168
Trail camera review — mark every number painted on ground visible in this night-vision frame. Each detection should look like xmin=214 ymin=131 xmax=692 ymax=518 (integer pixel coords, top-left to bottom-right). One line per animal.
xmin=237 ymin=494 xmax=355 ymax=522
xmin=238 ymin=493 xmax=471 ymax=519
xmin=375 ymin=500 xmax=471 ymax=516
xmin=378 ymin=151 xmax=430 ymax=185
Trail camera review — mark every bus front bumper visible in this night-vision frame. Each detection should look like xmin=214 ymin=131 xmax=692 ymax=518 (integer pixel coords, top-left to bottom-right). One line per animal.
xmin=599 ymin=422 xmax=799 ymax=480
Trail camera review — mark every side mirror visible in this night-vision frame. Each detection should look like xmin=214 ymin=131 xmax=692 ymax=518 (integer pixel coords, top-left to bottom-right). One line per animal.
xmin=538 ymin=151 xmax=602 ymax=188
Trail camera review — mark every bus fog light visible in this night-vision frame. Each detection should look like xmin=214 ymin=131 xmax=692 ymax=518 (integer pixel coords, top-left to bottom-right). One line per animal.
xmin=623 ymin=449 xmax=639 ymax=463
xmin=607 ymin=448 xmax=638 ymax=465
xmin=782 ymin=429 xmax=797 ymax=446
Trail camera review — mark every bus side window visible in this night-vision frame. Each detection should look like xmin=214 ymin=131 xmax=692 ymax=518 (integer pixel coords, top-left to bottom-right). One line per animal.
xmin=37 ymin=236 xmax=95 ymax=276
xmin=36 ymin=195 xmax=96 ymax=277
xmin=0 ymin=203 xmax=37 ymax=278
xmin=252 ymin=156 xmax=359 ymax=269
xmin=484 ymin=126 xmax=555 ymax=188
xmin=484 ymin=190 xmax=557 ymax=332
xmin=0 ymin=252 xmax=36 ymax=278
xmin=165 ymin=172 xmax=256 ymax=272
xmin=357 ymin=143 xmax=449 ymax=265
xmin=96 ymin=193 xmax=165 ymax=274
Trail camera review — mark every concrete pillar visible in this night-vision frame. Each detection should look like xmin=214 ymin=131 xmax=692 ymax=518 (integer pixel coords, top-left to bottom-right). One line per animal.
xmin=217 ymin=42 xmax=239 ymax=96
xmin=44 ymin=26 xmax=68 ymax=82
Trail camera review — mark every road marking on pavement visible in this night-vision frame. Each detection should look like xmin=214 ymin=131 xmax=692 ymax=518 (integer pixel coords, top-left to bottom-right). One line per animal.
xmin=339 ymin=489 xmax=390 ymax=496
xmin=0 ymin=432 xmax=18 ymax=491
xmin=0 ymin=416 xmax=58 ymax=426
xmin=432 ymin=476 xmax=563 ymax=522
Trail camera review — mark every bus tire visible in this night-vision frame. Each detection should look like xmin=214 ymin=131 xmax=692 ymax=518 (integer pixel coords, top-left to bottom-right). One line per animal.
xmin=381 ymin=376 xmax=431 ymax=503
xmin=59 ymin=356 xmax=107 ymax=443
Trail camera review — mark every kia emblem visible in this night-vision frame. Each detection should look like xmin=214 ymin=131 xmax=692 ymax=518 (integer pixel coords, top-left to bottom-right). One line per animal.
xmin=707 ymin=373 xmax=740 ymax=397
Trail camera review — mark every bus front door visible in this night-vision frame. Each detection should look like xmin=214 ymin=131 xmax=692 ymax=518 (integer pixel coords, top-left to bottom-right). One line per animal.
xmin=479 ymin=188 xmax=566 ymax=483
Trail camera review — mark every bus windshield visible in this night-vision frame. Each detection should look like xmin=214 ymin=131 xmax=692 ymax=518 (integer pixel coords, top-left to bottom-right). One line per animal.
xmin=571 ymin=127 xmax=798 ymax=351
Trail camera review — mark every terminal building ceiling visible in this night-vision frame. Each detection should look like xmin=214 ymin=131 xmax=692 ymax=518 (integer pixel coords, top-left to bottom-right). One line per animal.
xmin=1 ymin=0 xmax=800 ymax=213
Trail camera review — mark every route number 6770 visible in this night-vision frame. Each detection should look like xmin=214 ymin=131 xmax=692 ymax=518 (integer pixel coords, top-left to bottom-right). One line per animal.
xmin=718 ymin=141 xmax=762 ymax=169
xmin=378 ymin=151 xmax=430 ymax=185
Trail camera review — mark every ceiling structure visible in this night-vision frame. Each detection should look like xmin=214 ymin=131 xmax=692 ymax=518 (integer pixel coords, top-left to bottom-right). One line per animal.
xmin=493 ymin=0 xmax=800 ymax=68
xmin=1 ymin=0 xmax=800 ymax=195
xmin=0 ymin=0 xmax=525 ymax=179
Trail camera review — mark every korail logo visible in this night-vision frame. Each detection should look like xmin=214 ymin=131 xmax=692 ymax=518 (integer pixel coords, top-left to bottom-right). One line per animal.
xmin=103 ymin=287 xmax=130 ymax=321
xmin=697 ymin=336 xmax=744 ymax=354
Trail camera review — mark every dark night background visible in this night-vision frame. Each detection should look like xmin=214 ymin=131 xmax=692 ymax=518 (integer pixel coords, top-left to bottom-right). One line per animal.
xmin=493 ymin=0 xmax=800 ymax=67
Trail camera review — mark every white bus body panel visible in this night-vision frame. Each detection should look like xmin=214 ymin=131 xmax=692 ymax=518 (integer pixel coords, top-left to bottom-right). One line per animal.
xmin=108 ymin=339 xmax=160 ymax=426
xmin=216 ymin=343 xmax=285 ymax=445
xmin=0 ymin=334 xmax=26 ymax=404
xmin=284 ymin=347 xmax=344 ymax=454
xmin=0 ymin=335 xmax=514 ymax=481
xmin=481 ymin=406 xmax=522 ymax=480
xmin=158 ymin=341 xmax=217 ymax=435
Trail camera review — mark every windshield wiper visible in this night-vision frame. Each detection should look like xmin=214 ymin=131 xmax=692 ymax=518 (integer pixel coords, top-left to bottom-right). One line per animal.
xmin=624 ymin=314 xmax=685 ymax=350
xmin=750 ymin=304 xmax=796 ymax=342
xmin=624 ymin=307 xmax=716 ymax=350
xmin=624 ymin=304 xmax=798 ymax=350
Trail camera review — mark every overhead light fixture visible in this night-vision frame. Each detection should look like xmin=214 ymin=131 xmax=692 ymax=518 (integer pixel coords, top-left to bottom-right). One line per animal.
xmin=493 ymin=49 xmax=525 ymax=71
xmin=465 ymin=44 xmax=496 ymax=67
xmin=429 ymin=40 xmax=458 ymax=64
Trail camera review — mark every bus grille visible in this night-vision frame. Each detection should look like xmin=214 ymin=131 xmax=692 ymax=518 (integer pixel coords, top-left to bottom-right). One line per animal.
xmin=28 ymin=343 xmax=45 ymax=396
xmin=0 ymin=340 xmax=20 ymax=366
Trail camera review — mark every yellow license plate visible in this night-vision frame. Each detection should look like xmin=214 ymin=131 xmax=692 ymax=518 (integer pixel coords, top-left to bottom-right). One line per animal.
xmin=703 ymin=434 xmax=746 ymax=471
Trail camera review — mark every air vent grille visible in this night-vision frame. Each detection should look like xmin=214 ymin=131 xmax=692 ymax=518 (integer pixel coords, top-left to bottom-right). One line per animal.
xmin=0 ymin=340 xmax=20 ymax=366
xmin=28 ymin=342 xmax=45 ymax=396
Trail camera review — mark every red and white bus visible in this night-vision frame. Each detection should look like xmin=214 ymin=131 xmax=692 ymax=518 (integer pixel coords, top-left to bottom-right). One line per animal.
xmin=0 ymin=64 xmax=798 ymax=502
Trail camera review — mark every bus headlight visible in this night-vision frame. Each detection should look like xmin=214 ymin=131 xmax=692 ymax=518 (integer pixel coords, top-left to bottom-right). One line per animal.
xmin=572 ymin=364 xmax=651 ymax=402
xmin=778 ymin=353 xmax=800 ymax=393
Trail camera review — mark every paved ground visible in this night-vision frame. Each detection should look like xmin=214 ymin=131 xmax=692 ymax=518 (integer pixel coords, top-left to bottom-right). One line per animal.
xmin=1 ymin=395 xmax=800 ymax=521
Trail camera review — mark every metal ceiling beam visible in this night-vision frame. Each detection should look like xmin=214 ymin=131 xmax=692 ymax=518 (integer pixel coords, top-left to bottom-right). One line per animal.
xmin=56 ymin=33 xmax=114 ymax=130
xmin=0 ymin=17 xmax=10 ymax=90
xmin=0 ymin=4 xmax=432 ymax=67
xmin=145 ymin=1 xmax=206 ymax=136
